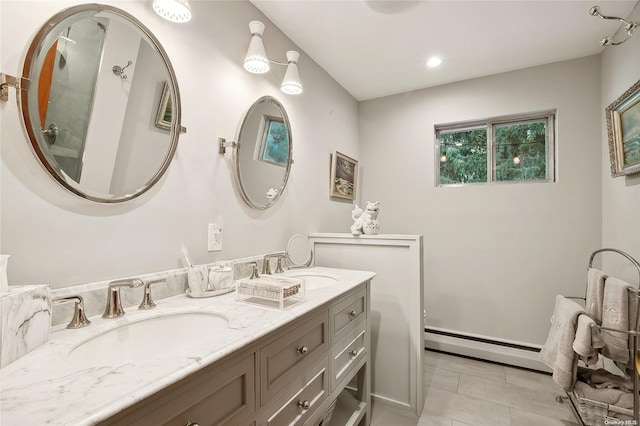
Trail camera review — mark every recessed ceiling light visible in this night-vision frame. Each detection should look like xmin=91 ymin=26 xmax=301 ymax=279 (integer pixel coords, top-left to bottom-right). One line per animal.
xmin=365 ymin=0 xmax=421 ymax=14
xmin=426 ymin=57 xmax=442 ymax=68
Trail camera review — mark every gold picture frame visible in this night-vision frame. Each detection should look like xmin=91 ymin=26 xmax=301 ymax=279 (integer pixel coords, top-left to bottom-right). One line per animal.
xmin=606 ymin=79 xmax=640 ymax=177
xmin=154 ymin=81 xmax=172 ymax=131
xmin=330 ymin=151 xmax=358 ymax=200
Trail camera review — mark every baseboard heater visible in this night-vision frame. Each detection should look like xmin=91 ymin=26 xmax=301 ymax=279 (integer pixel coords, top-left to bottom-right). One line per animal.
xmin=424 ymin=327 xmax=551 ymax=373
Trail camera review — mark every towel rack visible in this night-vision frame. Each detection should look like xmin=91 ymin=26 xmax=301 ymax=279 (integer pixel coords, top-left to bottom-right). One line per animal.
xmin=589 ymin=248 xmax=640 ymax=285
xmin=558 ymin=248 xmax=640 ymax=426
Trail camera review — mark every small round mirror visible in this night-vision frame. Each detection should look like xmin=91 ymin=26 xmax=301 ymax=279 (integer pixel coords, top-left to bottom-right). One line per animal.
xmin=234 ymin=96 xmax=292 ymax=209
xmin=19 ymin=4 xmax=183 ymax=202
xmin=285 ymin=234 xmax=313 ymax=268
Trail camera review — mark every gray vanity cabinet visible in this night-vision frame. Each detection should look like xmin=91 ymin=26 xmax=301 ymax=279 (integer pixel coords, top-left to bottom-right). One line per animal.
xmin=99 ymin=281 xmax=370 ymax=426
xmin=98 ymin=352 xmax=256 ymax=426
xmin=260 ymin=311 xmax=329 ymax=405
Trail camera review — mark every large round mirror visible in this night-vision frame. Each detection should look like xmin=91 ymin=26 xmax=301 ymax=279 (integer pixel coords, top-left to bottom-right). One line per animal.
xmin=234 ymin=96 xmax=292 ymax=209
xmin=19 ymin=4 xmax=183 ymax=202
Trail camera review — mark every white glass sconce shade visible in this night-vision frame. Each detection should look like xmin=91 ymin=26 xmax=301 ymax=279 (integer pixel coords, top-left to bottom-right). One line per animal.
xmin=281 ymin=51 xmax=303 ymax=95
xmin=244 ymin=21 xmax=270 ymax=74
xmin=152 ymin=0 xmax=192 ymax=23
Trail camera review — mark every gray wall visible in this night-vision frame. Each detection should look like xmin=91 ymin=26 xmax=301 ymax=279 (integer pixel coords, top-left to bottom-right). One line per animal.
xmin=600 ymin=2 xmax=640 ymax=283
xmin=0 ymin=0 xmax=359 ymax=288
xmin=358 ymin=56 xmax=603 ymax=346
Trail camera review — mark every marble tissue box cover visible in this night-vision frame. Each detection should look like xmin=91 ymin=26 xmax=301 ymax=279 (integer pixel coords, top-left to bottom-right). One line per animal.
xmin=1 ymin=285 xmax=51 ymax=368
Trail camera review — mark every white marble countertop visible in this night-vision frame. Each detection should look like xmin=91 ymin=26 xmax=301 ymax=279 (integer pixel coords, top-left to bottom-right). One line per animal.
xmin=0 ymin=267 xmax=375 ymax=426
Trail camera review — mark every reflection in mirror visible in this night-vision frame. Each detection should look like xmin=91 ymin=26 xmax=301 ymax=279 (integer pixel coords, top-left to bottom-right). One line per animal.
xmin=20 ymin=4 xmax=182 ymax=202
xmin=235 ymin=96 xmax=292 ymax=209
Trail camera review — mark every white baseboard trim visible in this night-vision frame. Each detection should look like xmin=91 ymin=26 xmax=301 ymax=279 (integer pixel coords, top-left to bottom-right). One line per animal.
xmin=424 ymin=328 xmax=552 ymax=373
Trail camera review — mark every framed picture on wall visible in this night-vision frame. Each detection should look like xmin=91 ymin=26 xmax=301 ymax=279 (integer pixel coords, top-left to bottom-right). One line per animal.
xmin=606 ymin=79 xmax=640 ymax=177
xmin=155 ymin=81 xmax=172 ymax=131
xmin=330 ymin=151 xmax=358 ymax=200
xmin=257 ymin=115 xmax=289 ymax=167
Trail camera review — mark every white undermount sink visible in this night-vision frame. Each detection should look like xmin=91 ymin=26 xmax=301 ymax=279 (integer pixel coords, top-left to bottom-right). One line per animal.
xmin=67 ymin=312 xmax=228 ymax=367
xmin=283 ymin=271 xmax=338 ymax=289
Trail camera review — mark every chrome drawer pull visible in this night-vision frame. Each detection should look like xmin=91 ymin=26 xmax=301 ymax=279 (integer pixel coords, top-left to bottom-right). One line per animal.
xmin=349 ymin=349 xmax=358 ymax=358
xmin=298 ymin=400 xmax=311 ymax=410
xmin=297 ymin=345 xmax=309 ymax=355
xmin=349 ymin=310 xmax=357 ymax=318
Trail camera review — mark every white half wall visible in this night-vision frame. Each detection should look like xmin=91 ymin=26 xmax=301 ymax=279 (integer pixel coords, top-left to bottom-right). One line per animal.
xmin=358 ymin=56 xmax=603 ymax=347
xmin=0 ymin=0 xmax=359 ymax=288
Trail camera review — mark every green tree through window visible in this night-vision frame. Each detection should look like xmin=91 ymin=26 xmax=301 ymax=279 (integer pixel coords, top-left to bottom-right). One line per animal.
xmin=439 ymin=128 xmax=487 ymax=184
xmin=436 ymin=112 xmax=554 ymax=186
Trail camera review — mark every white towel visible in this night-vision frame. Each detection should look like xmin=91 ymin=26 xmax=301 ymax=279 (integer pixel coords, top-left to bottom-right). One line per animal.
xmin=601 ymin=277 xmax=635 ymax=364
xmin=573 ymin=314 xmax=605 ymax=366
xmin=574 ymin=381 xmax=633 ymax=410
xmin=585 ymin=268 xmax=607 ymax=324
xmin=540 ymin=295 xmax=586 ymax=390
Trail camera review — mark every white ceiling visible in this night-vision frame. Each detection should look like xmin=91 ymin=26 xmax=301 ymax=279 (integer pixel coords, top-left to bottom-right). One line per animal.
xmin=251 ymin=0 xmax=638 ymax=101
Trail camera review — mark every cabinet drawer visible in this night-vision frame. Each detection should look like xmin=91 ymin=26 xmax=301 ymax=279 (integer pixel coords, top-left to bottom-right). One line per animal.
xmin=330 ymin=288 xmax=366 ymax=343
xmin=102 ymin=353 xmax=255 ymax=426
xmin=264 ymin=360 xmax=328 ymax=426
xmin=261 ymin=311 xmax=329 ymax=404
xmin=331 ymin=320 xmax=366 ymax=390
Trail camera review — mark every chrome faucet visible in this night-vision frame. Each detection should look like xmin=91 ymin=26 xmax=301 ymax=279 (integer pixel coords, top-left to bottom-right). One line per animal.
xmin=248 ymin=262 xmax=260 ymax=279
xmin=138 ymin=279 xmax=165 ymax=310
xmin=274 ymin=255 xmax=286 ymax=274
xmin=262 ymin=252 xmax=286 ymax=276
xmin=52 ymin=295 xmax=91 ymax=329
xmin=102 ymin=278 xmax=143 ymax=318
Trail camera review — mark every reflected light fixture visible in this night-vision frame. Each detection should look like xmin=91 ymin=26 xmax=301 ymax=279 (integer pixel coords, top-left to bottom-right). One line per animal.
xmin=513 ymin=154 xmax=521 ymax=165
xmin=152 ymin=0 xmax=192 ymax=23
xmin=244 ymin=21 xmax=303 ymax=95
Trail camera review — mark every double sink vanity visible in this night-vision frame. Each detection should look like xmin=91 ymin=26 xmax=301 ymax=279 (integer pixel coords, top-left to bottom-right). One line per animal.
xmin=1 ymin=267 xmax=374 ymax=426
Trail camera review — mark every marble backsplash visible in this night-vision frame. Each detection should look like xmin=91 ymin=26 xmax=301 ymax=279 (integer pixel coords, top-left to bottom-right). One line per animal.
xmin=1 ymin=285 xmax=51 ymax=368
xmin=50 ymin=255 xmax=271 ymax=327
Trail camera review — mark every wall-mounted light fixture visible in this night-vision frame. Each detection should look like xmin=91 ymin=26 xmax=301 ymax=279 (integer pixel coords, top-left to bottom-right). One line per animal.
xmin=244 ymin=21 xmax=303 ymax=95
xmin=152 ymin=0 xmax=192 ymax=23
xmin=589 ymin=5 xmax=639 ymax=46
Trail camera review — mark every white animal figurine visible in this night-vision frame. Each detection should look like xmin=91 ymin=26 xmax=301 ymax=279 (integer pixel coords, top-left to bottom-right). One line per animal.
xmin=350 ymin=201 xmax=380 ymax=235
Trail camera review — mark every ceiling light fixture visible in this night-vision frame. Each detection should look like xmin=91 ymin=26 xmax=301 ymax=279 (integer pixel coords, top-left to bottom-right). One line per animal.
xmin=589 ymin=5 xmax=639 ymax=46
xmin=152 ymin=0 xmax=192 ymax=23
xmin=244 ymin=21 xmax=303 ymax=95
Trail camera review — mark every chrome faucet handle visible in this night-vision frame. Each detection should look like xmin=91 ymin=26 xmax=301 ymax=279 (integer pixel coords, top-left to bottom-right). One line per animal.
xmin=248 ymin=262 xmax=260 ymax=279
xmin=53 ymin=295 xmax=91 ymax=329
xmin=103 ymin=278 xmax=144 ymax=319
xmin=274 ymin=255 xmax=286 ymax=274
xmin=138 ymin=279 xmax=165 ymax=310
xmin=261 ymin=256 xmax=272 ymax=276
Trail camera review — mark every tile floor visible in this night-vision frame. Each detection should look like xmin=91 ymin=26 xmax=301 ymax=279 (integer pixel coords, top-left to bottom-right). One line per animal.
xmin=370 ymin=350 xmax=580 ymax=426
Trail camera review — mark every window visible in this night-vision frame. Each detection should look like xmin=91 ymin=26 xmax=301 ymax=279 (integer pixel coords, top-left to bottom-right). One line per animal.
xmin=436 ymin=111 xmax=555 ymax=186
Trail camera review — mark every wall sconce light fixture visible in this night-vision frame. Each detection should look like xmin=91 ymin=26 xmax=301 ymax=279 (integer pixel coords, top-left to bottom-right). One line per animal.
xmin=589 ymin=5 xmax=639 ymax=46
xmin=152 ymin=0 xmax=192 ymax=23
xmin=244 ymin=21 xmax=303 ymax=95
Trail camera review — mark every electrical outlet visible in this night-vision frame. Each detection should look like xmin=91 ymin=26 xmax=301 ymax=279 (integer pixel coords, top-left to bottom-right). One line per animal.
xmin=208 ymin=223 xmax=222 ymax=251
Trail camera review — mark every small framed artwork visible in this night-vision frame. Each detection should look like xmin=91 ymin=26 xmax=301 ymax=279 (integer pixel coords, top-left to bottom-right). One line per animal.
xmin=257 ymin=115 xmax=289 ymax=167
xmin=606 ymin=79 xmax=640 ymax=177
xmin=155 ymin=81 xmax=172 ymax=131
xmin=330 ymin=151 xmax=358 ymax=200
